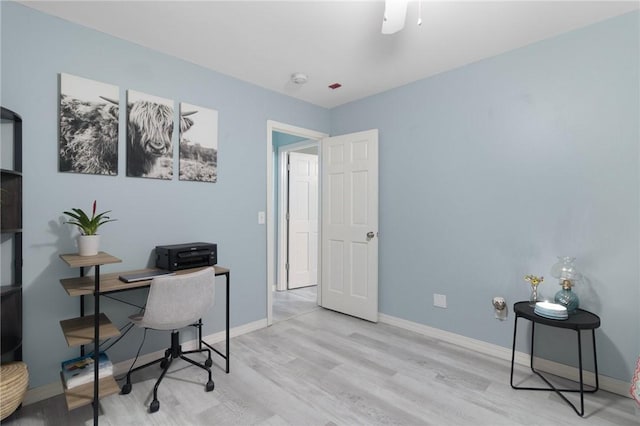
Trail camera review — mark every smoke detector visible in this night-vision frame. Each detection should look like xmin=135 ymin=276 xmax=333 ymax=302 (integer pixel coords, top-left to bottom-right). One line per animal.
xmin=290 ymin=73 xmax=308 ymax=85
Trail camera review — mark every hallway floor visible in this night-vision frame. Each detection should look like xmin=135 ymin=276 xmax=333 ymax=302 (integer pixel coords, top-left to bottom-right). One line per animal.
xmin=272 ymin=285 xmax=318 ymax=323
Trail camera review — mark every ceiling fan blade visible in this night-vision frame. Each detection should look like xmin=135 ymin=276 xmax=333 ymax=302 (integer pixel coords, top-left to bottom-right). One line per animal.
xmin=381 ymin=0 xmax=409 ymax=35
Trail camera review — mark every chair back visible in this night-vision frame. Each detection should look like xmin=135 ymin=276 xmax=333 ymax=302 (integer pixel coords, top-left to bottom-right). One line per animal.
xmin=139 ymin=267 xmax=215 ymax=330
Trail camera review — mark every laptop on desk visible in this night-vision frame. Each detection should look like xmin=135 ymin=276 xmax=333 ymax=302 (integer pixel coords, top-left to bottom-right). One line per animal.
xmin=118 ymin=270 xmax=175 ymax=283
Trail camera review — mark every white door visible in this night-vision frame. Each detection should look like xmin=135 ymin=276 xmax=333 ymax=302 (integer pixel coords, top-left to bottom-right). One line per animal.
xmin=321 ymin=129 xmax=378 ymax=322
xmin=287 ymin=152 xmax=318 ymax=289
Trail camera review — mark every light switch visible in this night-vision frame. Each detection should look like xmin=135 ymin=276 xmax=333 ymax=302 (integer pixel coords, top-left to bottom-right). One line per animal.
xmin=258 ymin=211 xmax=266 ymax=224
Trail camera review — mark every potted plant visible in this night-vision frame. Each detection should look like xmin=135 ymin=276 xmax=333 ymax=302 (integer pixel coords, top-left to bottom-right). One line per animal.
xmin=63 ymin=200 xmax=116 ymax=256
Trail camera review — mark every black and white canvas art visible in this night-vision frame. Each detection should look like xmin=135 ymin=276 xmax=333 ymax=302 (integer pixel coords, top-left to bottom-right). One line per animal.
xmin=59 ymin=73 xmax=119 ymax=175
xmin=179 ymin=102 xmax=218 ymax=183
xmin=126 ymin=90 xmax=175 ymax=179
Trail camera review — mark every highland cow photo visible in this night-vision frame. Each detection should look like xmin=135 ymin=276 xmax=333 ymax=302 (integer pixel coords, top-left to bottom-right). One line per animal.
xmin=179 ymin=102 xmax=218 ymax=183
xmin=126 ymin=90 xmax=176 ymax=180
xmin=59 ymin=73 xmax=119 ymax=175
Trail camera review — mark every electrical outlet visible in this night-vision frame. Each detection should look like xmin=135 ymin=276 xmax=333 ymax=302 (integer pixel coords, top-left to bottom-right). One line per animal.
xmin=433 ymin=293 xmax=447 ymax=308
xmin=258 ymin=211 xmax=266 ymax=224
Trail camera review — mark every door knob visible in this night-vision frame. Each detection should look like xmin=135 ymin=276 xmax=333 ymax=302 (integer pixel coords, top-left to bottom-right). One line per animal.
xmin=367 ymin=231 xmax=375 ymax=240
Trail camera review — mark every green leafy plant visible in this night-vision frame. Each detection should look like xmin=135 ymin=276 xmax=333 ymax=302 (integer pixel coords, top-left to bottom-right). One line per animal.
xmin=63 ymin=200 xmax=116 ymax=235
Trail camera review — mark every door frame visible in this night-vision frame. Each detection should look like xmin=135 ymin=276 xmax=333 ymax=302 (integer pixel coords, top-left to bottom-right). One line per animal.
xmin=277 ymin=140 xmax=319 ymax=292
xmin=266 ymin=121 xmax=328 ymax=326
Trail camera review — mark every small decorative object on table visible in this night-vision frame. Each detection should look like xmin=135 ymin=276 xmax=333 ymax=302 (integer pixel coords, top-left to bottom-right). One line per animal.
xmin=550 ymin=256 xmax=580 ymax=314
xmin=533 ymin=301 xmax=568 ymax=320
xmin=63 ymin=200 xmax=116 ymax=256
xmin=524 ymin=274 xmax=544 ymax=306
xmin=555 ymin=279 xmax=579 ymax=314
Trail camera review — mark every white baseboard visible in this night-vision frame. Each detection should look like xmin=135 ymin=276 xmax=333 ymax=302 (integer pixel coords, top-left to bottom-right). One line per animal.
xmin=23 ymin=318 xmax=268 ymax=406
xmin=379 ymin=313 xmax=631 ymax=398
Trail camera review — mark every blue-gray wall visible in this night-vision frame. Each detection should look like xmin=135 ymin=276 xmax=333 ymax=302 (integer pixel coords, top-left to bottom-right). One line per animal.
xmin=273 ymin=131 xmax=308 ymax=148
xmin=2 ymin=0 xmax=638 ymax=389
xmin=1 ymin=2 xmax=329 ymax=387
xmin=331 ymin=11 xmax=639 ymax=382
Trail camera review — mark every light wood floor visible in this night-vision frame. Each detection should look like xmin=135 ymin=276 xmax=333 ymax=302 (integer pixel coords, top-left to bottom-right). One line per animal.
xmin=5 ymin=308 xmax=638 ymax=425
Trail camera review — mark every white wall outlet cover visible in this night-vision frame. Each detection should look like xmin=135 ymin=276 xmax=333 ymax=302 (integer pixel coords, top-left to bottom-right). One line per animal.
xmin=494 ymin=308 xmax=508 ymax=320
xmin=258 ymin=211 xmax=266 ymax=224
xmin=433 ymin=293 xmax=447 ymax=308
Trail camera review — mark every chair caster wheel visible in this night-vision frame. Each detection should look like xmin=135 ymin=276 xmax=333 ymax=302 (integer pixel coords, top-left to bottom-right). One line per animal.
xmin=206 ymin=380 xmax=215 ymax=392
xmin=205 ymin=358 xmax=213 ymax=368
xmin=160 ymin=359 xmax=167 ymax=369
xmin=149 ymin=400 xmax=160 ymax=413
xmin=121 ymin=383 xmax=132 ymax=395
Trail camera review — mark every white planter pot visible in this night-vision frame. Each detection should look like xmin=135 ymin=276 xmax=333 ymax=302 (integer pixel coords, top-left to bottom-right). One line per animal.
xmin=77 ymin=235 xmax=100 ymax=256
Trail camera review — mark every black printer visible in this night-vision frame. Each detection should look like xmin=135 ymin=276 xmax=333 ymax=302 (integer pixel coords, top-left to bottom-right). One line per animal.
xmin=155 ymin=242 xmax=217 ymax=271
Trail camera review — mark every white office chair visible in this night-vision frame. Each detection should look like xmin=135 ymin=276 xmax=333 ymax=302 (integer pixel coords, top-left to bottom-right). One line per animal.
xmin=121 ymin=267 xmax=216 ymax=413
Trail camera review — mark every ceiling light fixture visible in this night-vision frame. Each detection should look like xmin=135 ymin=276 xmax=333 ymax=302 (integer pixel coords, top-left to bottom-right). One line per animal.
xmin=290 ymin=72 xmax=308 ymax=85
xmin=381 ymin=0 xmax=408 ymax=35
xmin=382 ymin=0 xmax=423 ymax=34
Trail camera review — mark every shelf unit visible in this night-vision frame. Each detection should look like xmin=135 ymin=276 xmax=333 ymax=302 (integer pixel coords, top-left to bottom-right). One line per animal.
xmin=1 ymin=107 xmax=23 ymax=365
xmin=59 ymin=252 xmax=121 ymax=425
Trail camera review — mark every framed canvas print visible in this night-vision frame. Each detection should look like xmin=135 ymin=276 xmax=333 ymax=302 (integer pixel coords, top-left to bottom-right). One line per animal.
xmin=126 ymin=90 xmax=175 ymax=179
xmin=59 ymin=73 xmax=119 ymax=175
xmin=179 ymin=102 xmax=218 ymax=183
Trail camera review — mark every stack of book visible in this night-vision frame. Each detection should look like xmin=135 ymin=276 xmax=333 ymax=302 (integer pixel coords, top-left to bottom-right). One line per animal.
xmin=61 ymin=352 xmax=113 ymax=389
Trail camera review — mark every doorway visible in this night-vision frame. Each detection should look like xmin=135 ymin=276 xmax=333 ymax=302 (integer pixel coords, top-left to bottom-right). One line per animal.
xmin=273 ymin=142 xmax=319 ymax=322
xmin=277 ymin=144 xmax=318 ymax=291
xmin=266 ymin=121 xmax=327 ymax=325
xmin=266 ymin=123 xmax=380 ymax=325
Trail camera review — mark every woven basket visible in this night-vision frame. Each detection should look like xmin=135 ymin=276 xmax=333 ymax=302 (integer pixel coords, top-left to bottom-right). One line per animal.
xmin=0 ymin=362 xmax=29 ymax=421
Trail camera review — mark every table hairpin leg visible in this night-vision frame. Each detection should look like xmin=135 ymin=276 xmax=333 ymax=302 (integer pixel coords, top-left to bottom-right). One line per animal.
xmin=510 ymin=302 xmax=600 ymax=417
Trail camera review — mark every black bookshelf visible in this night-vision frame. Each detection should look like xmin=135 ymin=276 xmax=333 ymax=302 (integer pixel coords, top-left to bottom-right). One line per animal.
xmin=1 ymin=107 xmax=23 ymax=362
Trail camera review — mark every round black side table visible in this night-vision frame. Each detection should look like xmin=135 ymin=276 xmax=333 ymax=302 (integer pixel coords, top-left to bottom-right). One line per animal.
xmin=510 ymin=301 xmax=600 ymax=417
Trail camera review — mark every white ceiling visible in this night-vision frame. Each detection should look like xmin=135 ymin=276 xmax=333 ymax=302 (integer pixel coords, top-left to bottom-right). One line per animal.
xmin=19 ymin=1 xmax=640 ymax=109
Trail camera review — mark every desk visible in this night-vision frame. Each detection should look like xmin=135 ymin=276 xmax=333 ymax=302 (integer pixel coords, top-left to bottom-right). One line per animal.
xmin=510 ymin=301 xmax=600 ymax=417
xmin=60 ymin=264 xmax=231 ymax=374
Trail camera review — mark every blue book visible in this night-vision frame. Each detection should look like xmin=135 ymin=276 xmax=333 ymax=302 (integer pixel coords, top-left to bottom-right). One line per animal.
xmin=61 ymin=352 xmax=113 ymax=389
